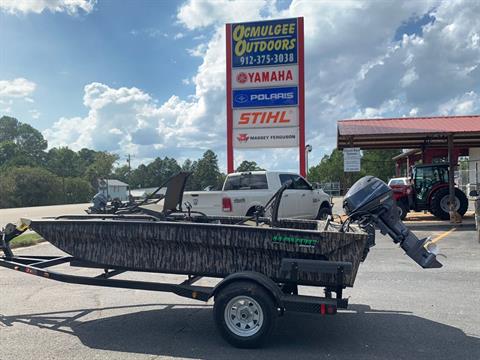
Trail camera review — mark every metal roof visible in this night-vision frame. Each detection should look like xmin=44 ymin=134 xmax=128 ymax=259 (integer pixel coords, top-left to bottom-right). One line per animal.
xmin=337 ymin=115 xmax=480 ymax=149
xmin=100 ymin=179 xmax=129 ymax=187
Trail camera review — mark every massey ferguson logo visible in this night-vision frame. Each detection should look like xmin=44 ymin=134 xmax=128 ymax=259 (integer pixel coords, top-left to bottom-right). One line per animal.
xmin=238 ymin=69 xmax=294 ymax=85
xmin=237 ymin=133 xmax=249 ymax=142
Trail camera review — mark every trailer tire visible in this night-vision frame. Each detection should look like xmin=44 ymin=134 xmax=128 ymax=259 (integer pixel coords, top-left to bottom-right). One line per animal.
xmin=430 ymin=187 xmax=468 ymax=220
xmin=213 ymin=281 xmax=277 ymax=348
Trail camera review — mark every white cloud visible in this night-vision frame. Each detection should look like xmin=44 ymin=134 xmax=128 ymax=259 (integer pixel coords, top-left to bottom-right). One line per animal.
xmin=28 ymin=109 xmax=41 ymax=119
xmin=0 ymin=78 xmax=36 ymax=99
xmin=0 ymin=0 xmax=95 ymax=14
xmin=44 ymin=0 xmax=480 ymax=172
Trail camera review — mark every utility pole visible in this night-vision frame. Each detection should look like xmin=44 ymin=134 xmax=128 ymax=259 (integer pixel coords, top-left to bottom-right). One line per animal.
xmin=126 ymin=154 xmax=133 ymax=196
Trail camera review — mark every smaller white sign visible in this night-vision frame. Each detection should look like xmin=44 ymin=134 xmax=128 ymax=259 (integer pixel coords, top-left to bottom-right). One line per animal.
xmin=232 ymin=65 xmax=298 ymax=89
xmin=234 ymin=127 xmax=299 ymax=149
xmin=344 ymin=147 xmax=361 ymax=172
xmin=233 ymin=107 xmax=298 ymax=129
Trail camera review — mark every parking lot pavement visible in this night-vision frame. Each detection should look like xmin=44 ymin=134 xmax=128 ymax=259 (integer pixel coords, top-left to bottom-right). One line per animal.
xmin=1 ymin=227 xmax=479 ymax=359
xmin=0 ymin=203 xmax=90 ymax=228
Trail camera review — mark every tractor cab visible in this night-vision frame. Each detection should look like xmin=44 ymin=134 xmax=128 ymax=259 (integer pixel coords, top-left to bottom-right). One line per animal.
xmin=391 ymin=163 xmax=468 ymax=220
xmin=411 ymin=164 xmax=449 ymax=208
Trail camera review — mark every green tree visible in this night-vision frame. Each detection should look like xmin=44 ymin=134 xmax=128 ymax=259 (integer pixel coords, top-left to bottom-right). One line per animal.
xmin=47 ymin=147 xmax=85 ymax=178
xmin=78 ymin=148 xmax=97 ymax=167
xmin=235 ymin=160 xmax=264 ymax=172
xmin=113 ymin=165 xmax=131 ymax=184
xmin=63 ymin=177 xmax=95 ymax=203
xmin=361 ymin=149 xmax=401 ymax=182
xmin=145 ymin=157 xmax=181 ymax=187
xmin=129 ymin=164 xmax=149 ymax=188
xmin=0 ymin=167 xmax=62 ymax=208
xmin=308 ymin=148 xmax=400 ymax=192
xmin=182 ymin=158 xmax=199 ymax=190
xmin=84 ymin=151 xmax=119 ymax=187
xmin=0 ymin=116 xmax=48 ymax=165
xmin=193 ymin=150 xmax=222 ymax=190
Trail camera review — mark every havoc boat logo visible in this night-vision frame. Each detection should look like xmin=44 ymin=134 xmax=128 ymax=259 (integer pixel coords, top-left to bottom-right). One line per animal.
xmin=272 ymin=235 xmax=318 ymax=246
xmin=237 ymin=133 xmax=249 ymax=142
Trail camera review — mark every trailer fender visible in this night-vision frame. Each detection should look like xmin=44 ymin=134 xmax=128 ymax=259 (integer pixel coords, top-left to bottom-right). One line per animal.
xmin=211 ymin=271 xmax=284 ymax=308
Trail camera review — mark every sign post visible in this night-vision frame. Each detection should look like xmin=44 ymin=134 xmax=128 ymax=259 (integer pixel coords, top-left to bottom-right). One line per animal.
xmin=226 ymin=17 xmax=305 ymax=176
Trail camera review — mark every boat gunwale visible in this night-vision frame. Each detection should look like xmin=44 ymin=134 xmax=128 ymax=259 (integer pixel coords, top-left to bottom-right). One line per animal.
xmin=27 ymin=217 xmax=368 ymax=239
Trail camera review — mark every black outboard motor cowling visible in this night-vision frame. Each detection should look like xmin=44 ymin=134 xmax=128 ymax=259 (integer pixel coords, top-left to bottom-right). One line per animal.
xmin=344 ymin=176 xmax=442 ymax=269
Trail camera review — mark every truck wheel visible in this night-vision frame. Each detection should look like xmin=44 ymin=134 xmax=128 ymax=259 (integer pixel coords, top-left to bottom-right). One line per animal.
xmin=213 ymin=281 xmax=277 ymax=348
xmin=430 ymin=188 xmax=468 ymax=220
xmin=396 ymin=200 xmax=408 ymax=220
xmin=316 ymin=205 xmax=332 ymax=220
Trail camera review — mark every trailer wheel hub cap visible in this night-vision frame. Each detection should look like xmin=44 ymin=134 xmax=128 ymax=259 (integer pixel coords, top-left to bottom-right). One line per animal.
xmin=225 ymin=296 xmax=263 ymax=337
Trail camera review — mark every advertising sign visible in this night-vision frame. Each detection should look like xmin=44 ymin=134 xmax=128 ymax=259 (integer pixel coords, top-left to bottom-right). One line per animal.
xmin=232 ymin=65 xmax=298 ymax=89
xmin=344 ymin=147 xmax=361 ymax=172
xmin=232 ymin=87 xmax=298 ymax=108
xmin=233 ymin=127 xmax=299 ymax=148
xmin=226 ymin=17 xmax=305 ymax=175
xmin=231 ymin=18 xmax=298 ymax=68
xmin=233 ymin=107 xmax=298 ymax=129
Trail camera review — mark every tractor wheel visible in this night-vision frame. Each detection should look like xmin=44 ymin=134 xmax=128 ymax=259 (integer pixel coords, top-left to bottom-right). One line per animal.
xmin=396 ymin=200 xmax=408 ymax=221
xmin=430 ymin=188 xmax=468 ymax=220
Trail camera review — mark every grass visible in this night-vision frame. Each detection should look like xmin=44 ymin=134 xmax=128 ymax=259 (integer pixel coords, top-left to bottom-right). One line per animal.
xmin=9 ymin=232 xmax=44 ymax=249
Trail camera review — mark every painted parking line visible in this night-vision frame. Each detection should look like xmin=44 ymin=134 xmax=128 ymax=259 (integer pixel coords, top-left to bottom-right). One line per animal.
xmin=431 ymin=227 xmax=457 ymax=244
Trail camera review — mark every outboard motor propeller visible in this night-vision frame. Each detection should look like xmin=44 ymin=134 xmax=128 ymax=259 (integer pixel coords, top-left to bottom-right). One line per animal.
xmin=343 ymin=176 xmax=442 ymax=269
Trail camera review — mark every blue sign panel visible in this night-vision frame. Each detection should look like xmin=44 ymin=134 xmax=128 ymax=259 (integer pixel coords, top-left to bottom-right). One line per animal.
xmin=232 ymin=87 xmax=298 ymax=108
xmin=232 ymin=18 xmax=298 ymax=68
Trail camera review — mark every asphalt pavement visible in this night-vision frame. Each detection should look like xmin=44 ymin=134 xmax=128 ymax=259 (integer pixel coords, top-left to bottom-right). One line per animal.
xmin=1 ymin=224 xmax=479 ymax=359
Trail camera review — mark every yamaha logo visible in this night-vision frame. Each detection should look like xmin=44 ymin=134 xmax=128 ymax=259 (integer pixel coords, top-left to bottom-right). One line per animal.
xmin=236 ymin=72 xmax=248 ymax=84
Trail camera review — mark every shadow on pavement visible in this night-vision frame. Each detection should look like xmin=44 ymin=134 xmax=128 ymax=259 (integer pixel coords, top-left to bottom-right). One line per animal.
xmin=1 ymin=303 xmax=479 ymax=359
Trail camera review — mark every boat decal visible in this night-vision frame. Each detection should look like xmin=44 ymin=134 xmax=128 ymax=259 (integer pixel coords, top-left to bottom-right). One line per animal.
xmin=272 ymin=235 xmax=318 ymax=246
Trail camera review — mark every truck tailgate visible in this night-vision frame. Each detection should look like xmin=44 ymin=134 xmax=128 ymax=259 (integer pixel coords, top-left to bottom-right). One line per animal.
xmin=182 ymin=191 xmax=224 ymax=216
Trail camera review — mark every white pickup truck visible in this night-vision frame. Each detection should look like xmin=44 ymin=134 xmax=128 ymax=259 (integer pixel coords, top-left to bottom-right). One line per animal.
xmin=182 ymin=171 xmax=332 ymax=219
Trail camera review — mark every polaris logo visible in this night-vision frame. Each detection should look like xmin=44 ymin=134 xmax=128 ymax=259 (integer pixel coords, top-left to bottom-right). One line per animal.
xmin=235 ymin=94 xmax=249 ymax=103
xmin=251 ymin=92 xmax=294 ymax=101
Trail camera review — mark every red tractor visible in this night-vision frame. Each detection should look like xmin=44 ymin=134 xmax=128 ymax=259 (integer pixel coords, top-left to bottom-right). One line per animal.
xmin=390 ymin=163 xmax=468 ymax=220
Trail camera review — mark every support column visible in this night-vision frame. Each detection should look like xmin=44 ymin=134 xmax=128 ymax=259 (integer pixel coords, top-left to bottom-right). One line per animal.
xmin=448 ymin=134 xmax=461 ymax=223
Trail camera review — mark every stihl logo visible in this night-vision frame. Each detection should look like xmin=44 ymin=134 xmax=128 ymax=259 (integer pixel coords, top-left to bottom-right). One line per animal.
xmin=236 ymin=69 xmax=294 ymax=84
xmin=237 ymin=133 xmax=249 ymax=142
xmin=238 ymin=111 xmax=291 ymax=125
xmin=251 ymin=92 xmax=294 ymax=101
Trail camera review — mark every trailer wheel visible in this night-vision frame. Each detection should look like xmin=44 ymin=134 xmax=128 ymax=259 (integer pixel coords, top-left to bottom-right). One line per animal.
xmin=214 ymin=281 xmax=277 ymax=348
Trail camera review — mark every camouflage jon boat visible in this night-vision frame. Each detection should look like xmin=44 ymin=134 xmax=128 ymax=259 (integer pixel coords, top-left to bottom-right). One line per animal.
xmin=28 ymin=216 xmax=368 ymax=287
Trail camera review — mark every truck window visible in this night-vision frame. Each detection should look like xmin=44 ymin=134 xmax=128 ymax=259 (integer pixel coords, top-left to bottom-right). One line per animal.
xmin=224 ymin=174 xmax=268 ymax=190
xmin=279 ymin=174 xmax=311 ymax=190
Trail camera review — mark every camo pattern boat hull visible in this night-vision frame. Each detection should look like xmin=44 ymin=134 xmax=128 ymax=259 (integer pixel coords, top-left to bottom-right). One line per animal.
xmin=29 ymin=218 xmax=368 ymax=287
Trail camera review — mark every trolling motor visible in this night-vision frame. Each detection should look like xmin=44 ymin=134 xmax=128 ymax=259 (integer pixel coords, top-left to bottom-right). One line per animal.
xmin=343 ymin=176 xmax=442 ymax=269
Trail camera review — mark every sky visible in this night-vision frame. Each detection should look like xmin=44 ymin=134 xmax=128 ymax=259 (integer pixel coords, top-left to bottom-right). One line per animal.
xmin=1 ymin=0 xmax=480 ymax=172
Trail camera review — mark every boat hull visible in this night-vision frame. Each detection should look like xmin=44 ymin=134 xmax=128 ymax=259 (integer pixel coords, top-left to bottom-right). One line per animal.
xmin=29 ymin=218 xmax=368 ymax=287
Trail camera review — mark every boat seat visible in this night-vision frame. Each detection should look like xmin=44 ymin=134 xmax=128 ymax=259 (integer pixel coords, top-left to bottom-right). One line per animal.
xmin=163 ymin=172 xmax=191 ymax=214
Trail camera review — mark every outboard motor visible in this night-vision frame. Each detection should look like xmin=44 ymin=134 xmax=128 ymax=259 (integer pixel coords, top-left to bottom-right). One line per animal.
xmin=343 ymin=176 xmax=442 ymax=269
xmin=89 ymin=192 xmax=108 ymax=214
